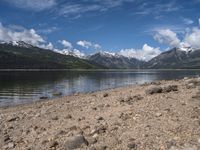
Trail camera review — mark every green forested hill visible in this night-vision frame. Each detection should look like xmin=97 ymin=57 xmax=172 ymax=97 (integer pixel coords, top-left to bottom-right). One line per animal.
xmin=0 ymin=43 xmax=101 ymax=69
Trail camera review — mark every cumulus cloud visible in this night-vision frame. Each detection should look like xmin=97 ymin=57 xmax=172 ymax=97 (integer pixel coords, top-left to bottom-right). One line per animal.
xmin=77 ymin=40 xmax=91 ymax=48
xmin=154 ymin=29 xmax=181 ymax=47
xmin=59 ymin=40 xmax=73 ymax=49
xmin=4 ymin=0 xmax=56 ymax=11
xmin=183 ymin=27 xmax=200 ymax=49
xmin=39 ymin=42 xmax=54 ymax=50
xmin=0 ymin=23 xmax=45 ymax=46
xmin=77 ymin=40 xmax=101 ymax=49
xmin=153 ymin=23 xmax=200 ymax=50
xmin=119 ymin=44 xmax=161 ymax=61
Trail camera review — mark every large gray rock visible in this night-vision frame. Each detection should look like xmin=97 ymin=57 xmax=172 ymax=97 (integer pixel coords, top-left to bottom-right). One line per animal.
xmin=162 ymin=85 xmax=178 ymax=93
xmin=145 ymin=86 xmax=162 ymax=95
xmin=64 ymin=135 xmax=89 ymax=150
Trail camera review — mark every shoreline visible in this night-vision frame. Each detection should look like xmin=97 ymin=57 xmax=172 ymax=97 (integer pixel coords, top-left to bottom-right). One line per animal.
xmin=1 ymin=68 xmax=200 ymax=72
xmin=1 ymin=77 xmax=200 ymax=149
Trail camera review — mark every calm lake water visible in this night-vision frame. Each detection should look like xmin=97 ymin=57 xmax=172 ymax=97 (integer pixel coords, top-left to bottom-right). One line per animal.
xmin=0 ymin=69 xmax=200 ymax=107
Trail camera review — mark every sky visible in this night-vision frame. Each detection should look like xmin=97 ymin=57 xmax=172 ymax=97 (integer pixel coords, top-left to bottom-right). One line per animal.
xmin=0 ymin=0 xmax=200 ymax=60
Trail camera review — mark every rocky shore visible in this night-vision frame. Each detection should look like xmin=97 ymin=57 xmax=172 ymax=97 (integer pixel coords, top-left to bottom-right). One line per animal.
xmin=1 ymin=77 xmax=200 ymax=150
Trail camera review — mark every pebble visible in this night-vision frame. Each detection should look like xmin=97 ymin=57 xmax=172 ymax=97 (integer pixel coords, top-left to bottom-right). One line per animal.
xmin=127 ymin=143 xmax=137 ymax=149
xmin=103 ymin=93 xmax=109 ymax=97
xmin=49 ymin=141 xmax=59 ymax=148
xmin=86 ymin=137 xmax=97 ymax=145
xmin=155 ymin=112 xmax=162 ymax=117
xmin=7 ymin=116 xmax=19 ymax=122
xmin=95 ymin=116 xmax=104 ymax=121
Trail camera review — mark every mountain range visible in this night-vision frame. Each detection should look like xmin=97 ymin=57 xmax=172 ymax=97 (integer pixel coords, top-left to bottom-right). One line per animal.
xmin=1 ymin=41 xmax=200 ymax=69
xmin=0 ymin=41 xmax=102 ymax=69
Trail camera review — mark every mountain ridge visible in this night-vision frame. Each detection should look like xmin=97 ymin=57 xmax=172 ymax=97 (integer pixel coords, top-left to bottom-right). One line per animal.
xmin=0 ymin=42 xmax=103 ymax=69
xmin=1 ymin=41 xmax=200 ymax=69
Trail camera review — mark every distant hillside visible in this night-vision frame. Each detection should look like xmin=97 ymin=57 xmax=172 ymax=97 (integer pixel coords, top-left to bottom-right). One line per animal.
xmin=2 ymin=41 xmax=200 ymax=69
xmin=145 ymin=48 xmax=200 ymax=69
xmin=0 ymin=41 xmax=101 ymax=69
xmin=88 ymin=52 xmax=144 ymax=69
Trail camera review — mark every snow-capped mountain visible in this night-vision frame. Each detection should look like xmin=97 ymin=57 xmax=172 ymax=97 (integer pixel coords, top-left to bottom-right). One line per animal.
xmin=145 ymin=47 xmax=200 ymax=69
xmin=0 ymin=41 xmax=100 ymax=69
xmin=61 ymin=49 xmax=85 ymax=58
xmin=178 ymin=46 xmax=194 ymax=53
xmin=6 ymin=41 xmax=35 ymax=48
xmin=88 ymin=51 xmax=144 ymax=69
xmin=2 ymin=41 xmax=86 ymax=59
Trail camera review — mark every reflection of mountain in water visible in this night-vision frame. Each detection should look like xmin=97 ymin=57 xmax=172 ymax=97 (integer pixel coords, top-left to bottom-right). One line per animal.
xmin=1 ymin=70 xmax=200 ymax=107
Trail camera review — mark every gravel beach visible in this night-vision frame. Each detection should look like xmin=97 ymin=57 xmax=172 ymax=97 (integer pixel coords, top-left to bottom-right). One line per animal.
xmin=1 ymin=77 xmax=200 ymax=150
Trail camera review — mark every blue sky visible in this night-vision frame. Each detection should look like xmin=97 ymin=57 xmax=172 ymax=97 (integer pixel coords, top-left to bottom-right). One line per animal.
xmin=0 ymin=0 xmax=200 ymax=60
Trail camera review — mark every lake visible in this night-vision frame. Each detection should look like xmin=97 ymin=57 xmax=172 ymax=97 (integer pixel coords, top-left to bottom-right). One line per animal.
xmin=0 ymin=69 xmax=200 ymax=107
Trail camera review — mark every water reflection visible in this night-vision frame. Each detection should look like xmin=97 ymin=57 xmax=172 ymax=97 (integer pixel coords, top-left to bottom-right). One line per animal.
xmin=0 ymin=70 xmax=200 ymax=107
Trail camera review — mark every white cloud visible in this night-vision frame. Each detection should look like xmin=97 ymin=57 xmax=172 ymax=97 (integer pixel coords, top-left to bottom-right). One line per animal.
xmin=59 ymin=40 xmax=73 ymax=48
xmin=94 ymin=44 xmax=101 ymax=49
xmin=39 ymin=42 xmax=54 ymax=50
xmin=183 ymin=27 xmax=200 ymax=49
xmin=77 ymin=40 xmax=101 ymax=49
xmin=59 ymin=0 xmax=135 ymax=17
xmin=59 ymin=4 xmax=101 ymax=17
xmin=4 ymin=0 xmax=56 ymax=11
xmin=37 ymin=27 xmax=58 ymax=34
xmin=134 ymin=1 xmax=180 ymax=16
xmin=119 ymin=44 xmax=161 ymax=61
xmin=0 ymin=23 xmax=45 ymax=46
xmin=154 ymin=29 xmax=181 ymax=47
xmin=199 ymin=18 xmax=200 ymax=26
xmin=182 ymin=18 xmax=194 ymax=25
xmin=77 ymin=40 xmax=92 ymax=48
xmin=153 ymin=22 xmax=200 ymax=50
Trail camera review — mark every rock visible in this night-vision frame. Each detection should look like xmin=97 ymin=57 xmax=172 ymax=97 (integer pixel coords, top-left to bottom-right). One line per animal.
xmin=56 ymin=130 xmax=67 ymax=136
xmin=90 ymin=125 xmax=107 ymax=135
xmin=40 ymin=96 xmax=48 ymax=100
xmin=145 ymin=86 xmax=162 ymax=95
xmin=86 ymin=137 xmax=97 ymax=145
xmin=49 ymin=141 xmax=59 ymax=148
xmin=4 ymin=135 xmax=11 ymax=143
xmin=105 ymin=104 xmax=110 ymax=107
xmin=65 ymin=114 xmax=72 ymax=119
xmin=89 ymin=146 xmax=97 ymax=150
xmin=163 ymin=85 xmax=178 ymax=93
xmin=185 ymin=78 xmax=200 ymax=86
xmin=169 ymin=143 xmax=198 ymax=150
xmin=95 ymin=116 xmax=104 ymax=121
xmin=127 ymin=143 xmax=137 ymax=149
xmin=53 ymin=92 xmax=62 ymax=96
xmin=52 ymin=116 xmax=59 ymax=120
xmin=186 ymin=83 xmax=196 ymax=89
xmin=74 ymin=92 xmax=80 ymax=96
xmin=132 ymin=94 xmax=143 ymax=101
xmin=95 ymin=145 xmax=107 ymax=150
xmin=7 ymin=116 xmax=19 ymax=122
xmin=64 ymin=135 xmax=89 ymax=150
xmin=155 ymin=112 xmax=162 ymax=117
xmin=7 ymin=142 xmax=15 ymax=148
xmin=103 ymin=93 xmax=109 ymax=97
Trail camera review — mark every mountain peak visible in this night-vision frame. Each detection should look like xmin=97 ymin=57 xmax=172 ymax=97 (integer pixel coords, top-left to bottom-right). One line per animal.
xmin=6 ymin=41 xmax=35 ymax=49
xmin=178 ymin=46 xmax=194 ymax=53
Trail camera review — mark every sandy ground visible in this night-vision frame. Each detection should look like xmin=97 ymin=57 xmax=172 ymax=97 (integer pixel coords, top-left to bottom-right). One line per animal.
xmin=1 ymin=77 xmax=200 ymax=150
